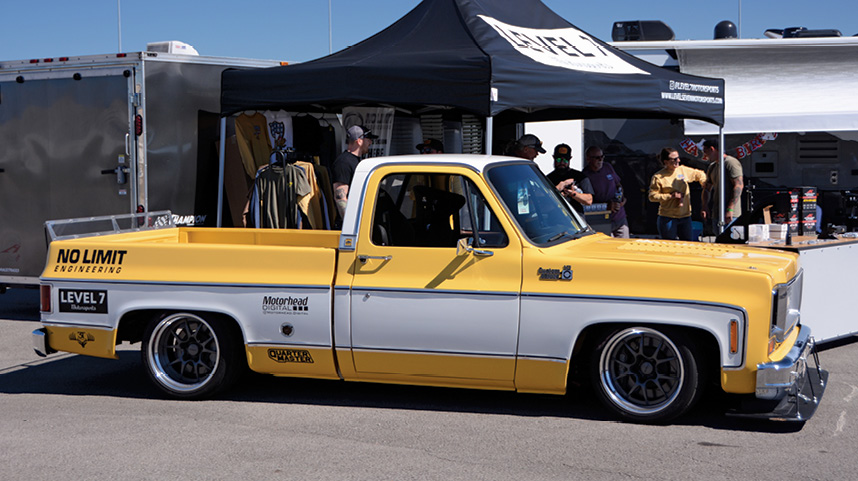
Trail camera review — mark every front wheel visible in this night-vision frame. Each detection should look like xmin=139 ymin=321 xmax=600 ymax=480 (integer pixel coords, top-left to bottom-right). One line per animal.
xmin=142 ymin=312 xmax=243 ymax=399
xmin=590 ymin=327 xmax=704 ymax=423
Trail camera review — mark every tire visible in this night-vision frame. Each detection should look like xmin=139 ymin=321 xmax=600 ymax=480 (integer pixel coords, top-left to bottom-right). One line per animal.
xmin=590 ymin=326 xmax=704 ymax=423
xmin=141 ymin=312 xmax=243 ymax=399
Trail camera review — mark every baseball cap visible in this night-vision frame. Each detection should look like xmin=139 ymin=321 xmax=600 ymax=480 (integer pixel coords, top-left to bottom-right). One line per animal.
xmin=346 ymin=125 xmax=379 ymax=142
xmin=518 ymin=134 xmax=546 ymax=153
xmin=416 ymin=138 xmax=444 ymax=153
xmin=553 ymin=143 xmax=572 ymax=160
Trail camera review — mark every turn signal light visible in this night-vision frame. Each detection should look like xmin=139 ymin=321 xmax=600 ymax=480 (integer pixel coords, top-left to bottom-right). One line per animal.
xmin=40 ymin=284 xmax=51 ymax=313
xmin=729 ymin=319 xmax=739 ymax=354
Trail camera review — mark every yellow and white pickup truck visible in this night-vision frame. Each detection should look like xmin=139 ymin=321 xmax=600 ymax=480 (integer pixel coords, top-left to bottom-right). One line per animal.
xmin=34 ymin=155 xmax=826 ymax=423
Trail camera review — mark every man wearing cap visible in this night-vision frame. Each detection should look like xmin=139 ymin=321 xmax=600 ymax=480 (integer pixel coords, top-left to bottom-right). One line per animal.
xmin=545 ymin=143 xmax=594 ymax=212
xmin=511 ymin=133 xmax=545 ymax=161
xmin=332 ymin=125 xmax=378 ymax=224
xmin=416 ymin=138 xmax=444 ymax=154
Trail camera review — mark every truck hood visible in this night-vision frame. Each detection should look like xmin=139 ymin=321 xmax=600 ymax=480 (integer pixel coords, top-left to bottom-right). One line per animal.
xmin=557 ymin=235 xmax=798 ymax=283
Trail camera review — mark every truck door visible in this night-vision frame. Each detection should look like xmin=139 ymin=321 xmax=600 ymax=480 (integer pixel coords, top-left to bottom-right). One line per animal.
xmin=0 ymin=68 xmax=136 ymax=281
xmin=349 ymin=166 xmax=522 ymax=386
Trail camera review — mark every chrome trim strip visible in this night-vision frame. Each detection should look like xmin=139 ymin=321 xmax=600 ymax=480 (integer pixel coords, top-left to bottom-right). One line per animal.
xmin=247 ymin=342 xmax=331 ymax=349
xmin=515 ymin=355 xmax=567 ymax=363
xmin=351 ymin=347 xmax=516 ymax=359
xmin=522 ymin=292 xmax=749 ymax=321
xmin=40 ymin=321 xmax=115 ymax=330
xmin=351 ymin=286 xmax=518 ymax=297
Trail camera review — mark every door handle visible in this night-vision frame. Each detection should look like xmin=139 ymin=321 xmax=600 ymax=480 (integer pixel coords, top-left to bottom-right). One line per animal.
xmin=357 ymin=254 xmax=392 ymax=264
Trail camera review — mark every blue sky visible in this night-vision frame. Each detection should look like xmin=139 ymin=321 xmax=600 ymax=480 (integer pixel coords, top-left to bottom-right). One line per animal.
xmin=2 ymin=0 xmax=856 ymax=62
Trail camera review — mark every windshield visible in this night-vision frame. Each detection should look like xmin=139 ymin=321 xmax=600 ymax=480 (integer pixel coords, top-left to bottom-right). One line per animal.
xmin=486 ymin=162 xmax=590 ymax=245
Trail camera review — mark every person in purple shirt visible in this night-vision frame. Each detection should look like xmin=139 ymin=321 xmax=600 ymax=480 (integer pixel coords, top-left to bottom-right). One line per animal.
xmin=583 ymin=146 xmax=629 ymax=238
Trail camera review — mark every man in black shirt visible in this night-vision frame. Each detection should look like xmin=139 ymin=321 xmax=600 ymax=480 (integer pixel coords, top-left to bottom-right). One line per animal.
xmin=332 ymin=125 xmax=378 ymax=224
xmin=546 ymin=143 xmax=593 ymax=212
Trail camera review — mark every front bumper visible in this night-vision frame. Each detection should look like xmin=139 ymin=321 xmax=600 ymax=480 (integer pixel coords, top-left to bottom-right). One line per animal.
xmin=739 ymin=326 xmax=828 ymax=421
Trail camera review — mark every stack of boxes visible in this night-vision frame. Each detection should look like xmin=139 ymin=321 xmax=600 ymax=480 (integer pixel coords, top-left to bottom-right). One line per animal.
xmin=800 ymin=187 xmax=818 ymax=235
xmin=763 ymin=187 xmax=817 ymax=237
xmin=767 ymin=189 xmax=800 ymax=236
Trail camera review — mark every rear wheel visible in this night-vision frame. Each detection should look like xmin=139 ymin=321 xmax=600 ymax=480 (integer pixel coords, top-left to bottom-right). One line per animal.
xmin=590 ymin=327 xmax=704 ymax=423
xmin=142 ymin=312 xmax=242 ymax=399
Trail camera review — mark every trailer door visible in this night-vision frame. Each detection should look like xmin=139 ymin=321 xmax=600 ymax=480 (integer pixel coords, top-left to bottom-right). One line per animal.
xmin=0 ymin=68 xmax=135 ymax=282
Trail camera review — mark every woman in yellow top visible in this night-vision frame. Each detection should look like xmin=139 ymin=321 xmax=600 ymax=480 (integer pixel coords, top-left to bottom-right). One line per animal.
xmin=648 ymin=148 xmax=707 ymax=241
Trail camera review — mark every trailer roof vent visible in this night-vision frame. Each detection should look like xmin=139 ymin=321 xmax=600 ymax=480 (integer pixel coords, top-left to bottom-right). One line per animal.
xmin=146 ymin=41 xmax=200 ymax=56
xmin=612 ymin=21 xmax=675 ymax=42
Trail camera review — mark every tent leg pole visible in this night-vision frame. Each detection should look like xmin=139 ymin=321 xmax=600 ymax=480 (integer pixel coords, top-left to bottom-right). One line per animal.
xmin=217 ymin=116 xmax=227 ymax=228
xmin=718 ymin=128 xmax=726 ymax=234
xmin=485 ymin=116 xmax=493 ymax=155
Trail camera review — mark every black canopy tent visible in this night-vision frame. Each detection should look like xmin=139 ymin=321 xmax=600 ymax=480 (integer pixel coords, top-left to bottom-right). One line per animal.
xmin=217 ymin=0 xmax=728 ymax=227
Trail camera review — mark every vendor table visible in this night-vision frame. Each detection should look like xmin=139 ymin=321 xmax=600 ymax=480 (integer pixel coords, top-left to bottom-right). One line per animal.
xmin=751 ymin=235 xmax=858 ymax=343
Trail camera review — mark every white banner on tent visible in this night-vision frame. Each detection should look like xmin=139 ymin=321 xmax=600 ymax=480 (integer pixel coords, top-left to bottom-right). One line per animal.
xmin=342 ymin=107 xmax=395 ymax=158
xmin=478 ymin=15 xmax=648 ymax=75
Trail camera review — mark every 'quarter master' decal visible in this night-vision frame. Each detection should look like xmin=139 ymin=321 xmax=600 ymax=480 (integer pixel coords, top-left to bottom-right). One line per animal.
xmin=268 ymin=349 xmax=314 ymax=364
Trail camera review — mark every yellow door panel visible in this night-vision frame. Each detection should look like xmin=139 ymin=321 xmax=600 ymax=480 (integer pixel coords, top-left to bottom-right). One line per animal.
xmin=349 ymin=166 xmax=523 ymax=382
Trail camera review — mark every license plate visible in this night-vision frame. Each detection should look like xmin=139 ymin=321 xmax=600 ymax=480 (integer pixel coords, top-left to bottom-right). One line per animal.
xmin=58 ymin=289 xmax=108 ymax=314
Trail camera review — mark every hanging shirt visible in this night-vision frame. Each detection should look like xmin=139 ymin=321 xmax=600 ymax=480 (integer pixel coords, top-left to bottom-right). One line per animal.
xmin=235 ymin=113 xmax=272 ymax=178
xmin=265 ymin=111 xmax=294 ymax=151
xmin=295 ymin=160 xmax=325 ymax=230
xmin=251 ymin=163 xmax=311 ymax=229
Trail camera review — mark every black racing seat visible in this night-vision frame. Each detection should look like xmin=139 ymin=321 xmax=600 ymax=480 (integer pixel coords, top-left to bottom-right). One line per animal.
xmin=412 ymin=185 xmax=466 ymax=247
xmin=372 ymin=189 xmax=414 ymax=246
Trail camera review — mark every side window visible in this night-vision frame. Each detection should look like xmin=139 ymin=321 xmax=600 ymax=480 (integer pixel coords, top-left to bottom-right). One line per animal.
xmin=371 ymin=173 xmax=508 ymax=248
xmin=454 ymin=177 xmax=509 ymax=248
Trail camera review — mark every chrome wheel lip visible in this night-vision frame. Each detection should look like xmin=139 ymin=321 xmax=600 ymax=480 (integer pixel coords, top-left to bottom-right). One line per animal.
xmin=147 ymin=313 xmax=220 ymax=394
xmin=598 ymin=327 xmax=685 ymax=416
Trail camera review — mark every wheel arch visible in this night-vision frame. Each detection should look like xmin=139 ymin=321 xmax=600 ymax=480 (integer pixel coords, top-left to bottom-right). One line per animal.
xmin=570 ymin=321 xmax=721 ymax=386
xmin=117 ymin=308 xmax=247 ymax=348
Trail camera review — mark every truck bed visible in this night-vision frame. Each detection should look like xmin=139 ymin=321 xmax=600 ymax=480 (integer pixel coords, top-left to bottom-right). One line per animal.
xmin=42 ymin=228 xmax=340 ymax=286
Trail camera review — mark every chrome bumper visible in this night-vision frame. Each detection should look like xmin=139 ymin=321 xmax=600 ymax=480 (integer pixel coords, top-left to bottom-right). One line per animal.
xmin=751 ymin=326 xmax=827 ymax=421
xmin=32 ymin=328 xmax=55 ymax=357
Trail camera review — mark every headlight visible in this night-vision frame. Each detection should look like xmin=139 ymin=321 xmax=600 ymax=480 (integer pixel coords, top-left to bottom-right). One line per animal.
xmin=771 ymin=270 xmax=803 ymax=344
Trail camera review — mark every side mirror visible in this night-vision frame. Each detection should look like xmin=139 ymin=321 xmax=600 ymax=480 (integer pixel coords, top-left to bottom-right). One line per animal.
xmin=456 ymin=237 xmax=494 ymax=257
xmin=456 ymin=237 xmax=470 ymax=257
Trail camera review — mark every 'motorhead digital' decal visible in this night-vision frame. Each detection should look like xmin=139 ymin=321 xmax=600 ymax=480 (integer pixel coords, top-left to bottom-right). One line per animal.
xmin=262 ymin=296 xmax=309 ymax=315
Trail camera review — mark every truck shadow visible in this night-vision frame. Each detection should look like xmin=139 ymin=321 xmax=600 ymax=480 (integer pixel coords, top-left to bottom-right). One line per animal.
xmin=0 ymin=287 xmax=40 ymax=321
xmin=0 ymin=350 xmax=807 ymax=433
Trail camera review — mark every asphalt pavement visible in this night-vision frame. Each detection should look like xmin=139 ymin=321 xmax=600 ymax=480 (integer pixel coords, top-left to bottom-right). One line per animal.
xmin=1 ymin=287 xmax=857 ymax=480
